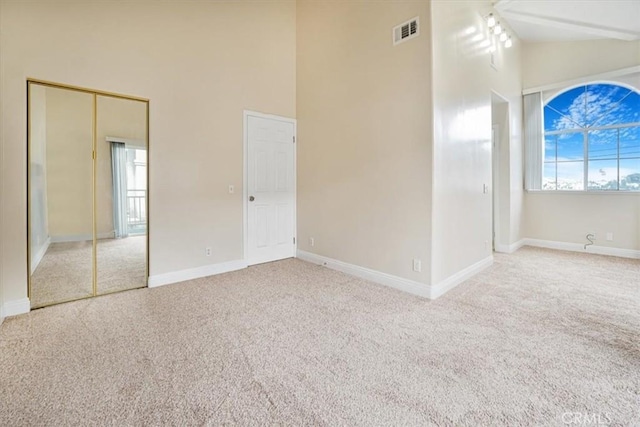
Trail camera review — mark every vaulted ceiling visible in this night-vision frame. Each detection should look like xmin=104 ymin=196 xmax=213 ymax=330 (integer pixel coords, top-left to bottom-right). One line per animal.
xmin=494 ymin=0 xmax=640 ymax=42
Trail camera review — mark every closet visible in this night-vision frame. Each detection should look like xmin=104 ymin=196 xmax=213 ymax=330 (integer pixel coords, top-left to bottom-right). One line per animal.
xmin=28 ymin=80 xmax=149 ymax=308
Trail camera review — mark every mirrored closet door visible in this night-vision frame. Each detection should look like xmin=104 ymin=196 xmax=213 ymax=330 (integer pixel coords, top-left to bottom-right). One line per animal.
xmin=28 ymin=80 xmax=149 ymax=309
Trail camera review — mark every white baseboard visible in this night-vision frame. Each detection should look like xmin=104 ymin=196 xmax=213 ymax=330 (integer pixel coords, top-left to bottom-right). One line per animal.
xmin=30 ymin=236 xmax=51 ymax=274
xmin=148 ymin=259 xmax=248 ymax=288
xmin=511 ymin=239 xmax=526 ymax=253
xmin=495 ymin=239 xmax=525 ymax=254
xmin=494 ymin=244 xmax=509 ymax=253
xmin=296 ymin=250 xmax=430 ymax=298
xmin=523 ymin=238 xmax=640 ymax=259
xmin=2 ymin=298 xmax=31 ymax=317
xmin=430 ymin=255 xmax=494 ymax=299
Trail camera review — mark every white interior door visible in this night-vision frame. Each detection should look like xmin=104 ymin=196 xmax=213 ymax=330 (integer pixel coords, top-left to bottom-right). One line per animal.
xmin=246 ymin=114 xmax=296 ymax=265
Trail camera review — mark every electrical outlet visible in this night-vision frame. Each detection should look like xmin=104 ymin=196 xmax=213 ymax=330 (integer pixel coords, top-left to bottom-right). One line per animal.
xmin=484 ymin=240 xmax=489 ymax=249
xmin=228 ymin=185 xmax=234 ymax=194
xmin=606 ymin=232 xmax=613 ymax=241
xmin=413 ymin=259 xmax=421 ymax=273
xmin=483 ymin=183 xmax=489 ymax=194
xmin=205 ymin=247 xmax=212 ymax=256
xmin=309 ymin=237 xmax=315 ymax=247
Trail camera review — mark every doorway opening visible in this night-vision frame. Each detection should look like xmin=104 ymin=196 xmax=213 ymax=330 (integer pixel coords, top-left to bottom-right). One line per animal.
xmin=491 ymin=92 xmax=509 ymax=252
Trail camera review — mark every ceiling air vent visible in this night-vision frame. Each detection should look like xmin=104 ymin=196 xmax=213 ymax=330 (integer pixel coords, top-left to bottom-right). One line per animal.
xmin=393 ymin=17 xmax=419 ymax=46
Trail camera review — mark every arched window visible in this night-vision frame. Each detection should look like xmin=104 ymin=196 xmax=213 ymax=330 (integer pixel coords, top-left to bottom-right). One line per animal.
xmin=543 ymin=83 xmax=640 ymax=191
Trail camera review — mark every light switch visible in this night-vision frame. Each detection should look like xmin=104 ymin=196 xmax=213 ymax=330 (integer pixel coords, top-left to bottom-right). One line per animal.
xmin=228 ymin=185 xmax=234 ymax=194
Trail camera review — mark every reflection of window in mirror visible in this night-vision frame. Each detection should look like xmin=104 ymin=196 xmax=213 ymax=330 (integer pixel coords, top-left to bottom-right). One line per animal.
xmin=106 ymin=140 xmax=147 ymax=237
xmin=125 ymin=146 xmax=147 ymax=236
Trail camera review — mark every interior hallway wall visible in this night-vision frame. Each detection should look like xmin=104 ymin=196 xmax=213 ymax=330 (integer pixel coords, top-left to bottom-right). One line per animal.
xmin=430 ymin=0 xmax=523 ymax=284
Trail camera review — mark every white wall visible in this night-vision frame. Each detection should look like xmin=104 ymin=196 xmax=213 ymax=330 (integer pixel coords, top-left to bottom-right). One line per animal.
xmin=0 ymin=0 xmax=296 ymax=307
xmin=522 ymin=40 xmax=640 ymax=252
xmin=296 ymin=0 xmax=433 ymax=285
xmin=525 ymin=193 xmax=639 ymax=250
xmin=0 ymin=0 xmax=3 ymax=319
xmin=430 ymin=0 xmax=523 ymax=284
xmin=523 ymin=40 xmax=640 ymax=89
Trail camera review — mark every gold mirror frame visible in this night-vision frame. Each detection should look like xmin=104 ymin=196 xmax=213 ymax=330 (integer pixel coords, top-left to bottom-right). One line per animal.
xmin=27 ymin=78 xmax=150 ymax=307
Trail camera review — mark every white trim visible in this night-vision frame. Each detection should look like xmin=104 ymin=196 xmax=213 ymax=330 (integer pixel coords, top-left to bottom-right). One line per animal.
xmin=296 ymin=250 xmax=431 ymax=298
xmin=493 ymin=0 xmax=517 ymax=9
xmin=523 ymin=238 xmax=640 ymax=259
xmin=105 ymin=136 xmax=145 ymax=148
xmin=148 ymin=259 xmax=247 ymax=288
xmin=430 ymin=256 xmax=494 ymax=299
xmin=30 ymin=236 xmax=51 ymax=274
xmin=526 ymin=189 xmax=640 ymax=196
xmin=495 ymin=244 xmax=510 ymax=253
xmin=2 ymin=298 xmax=31 ymax=317
xmin=499 ymin=10 xmax=639 ymax=42
xmin=243 ymin=110 xmax=297 ymax=266
xmin=492 ymin=124 xmax=500 ymax=250
xmin=495 ymin=239 xmax=526 ymax=253
xmin=490 ymin=90 xmax=511 ymax=251
xmin=523 ymin=65 xmax=640 ymax=95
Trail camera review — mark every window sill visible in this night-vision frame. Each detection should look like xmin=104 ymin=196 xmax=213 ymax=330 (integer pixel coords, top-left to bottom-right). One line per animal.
xmin=526 ymin=190 xmax=640 ymax=195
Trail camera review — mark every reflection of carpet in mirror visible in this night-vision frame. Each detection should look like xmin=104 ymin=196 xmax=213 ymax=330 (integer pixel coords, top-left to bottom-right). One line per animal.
xmin=97 ymin=236 xmax=146 ymax=295
xmin=31 ymin=236 xmax=146 ymax=308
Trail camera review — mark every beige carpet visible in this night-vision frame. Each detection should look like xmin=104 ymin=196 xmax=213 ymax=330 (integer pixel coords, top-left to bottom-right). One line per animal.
xmin=30 ymin=236 xmax=146 ymax=308
xmin=2 ymin=247 xmax=638 ymax=425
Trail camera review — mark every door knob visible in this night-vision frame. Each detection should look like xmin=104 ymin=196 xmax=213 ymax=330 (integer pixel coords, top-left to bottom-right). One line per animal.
xmin=249 ymin=196 xmax=255 ymax=202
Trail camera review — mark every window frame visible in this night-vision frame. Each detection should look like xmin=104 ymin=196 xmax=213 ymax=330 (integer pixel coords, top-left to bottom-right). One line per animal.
xmin=541 ymin=82 xmax=640 ymax=193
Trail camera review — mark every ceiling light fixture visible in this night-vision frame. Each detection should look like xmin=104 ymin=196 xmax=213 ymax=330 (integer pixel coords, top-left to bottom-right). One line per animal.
xmin=505 ymin=36 xmax=513 ymax=48
xmin=484 ymin=11 xmax=514 ymax=53
xmin=487 ymin=13 xmax=496 ymax=28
